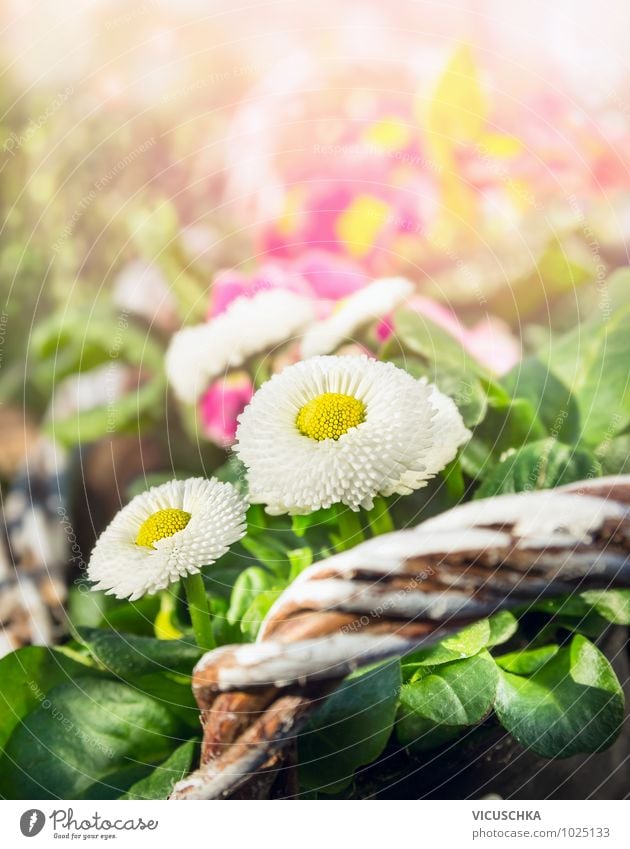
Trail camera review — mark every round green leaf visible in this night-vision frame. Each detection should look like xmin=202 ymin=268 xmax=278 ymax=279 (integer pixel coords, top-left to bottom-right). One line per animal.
xmin=495 ymin=635 xmax=624 ymax=758
xmin=397 ymin=651 xmax=499 ymax=752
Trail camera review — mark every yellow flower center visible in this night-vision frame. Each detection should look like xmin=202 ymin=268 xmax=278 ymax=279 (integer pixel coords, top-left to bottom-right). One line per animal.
xmin=296 ymin=392 xmax=366 ymax=441
xmin=136 ymin=508 xmax=191 ymax=548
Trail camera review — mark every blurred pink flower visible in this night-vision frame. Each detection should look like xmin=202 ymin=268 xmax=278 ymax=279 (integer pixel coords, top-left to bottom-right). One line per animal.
xmin=260 ymin=164 xmax=437 ymax=276
xmin=209 ymin=262 xmax=312 ymax=317
xmin=199 ymin=372 xmax=254 ymax=446
xmin=291 ymin=249 xmax=369 ymax=299
xmin=209 ymin=251 xmax=371 ymax=320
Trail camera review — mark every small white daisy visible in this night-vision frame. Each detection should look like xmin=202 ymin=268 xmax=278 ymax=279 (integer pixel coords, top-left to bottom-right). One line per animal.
xmin=87 ymin=478 xmax=247 ymax=600
xmin=234 ymin=355 xmax=470 ymax=514
xmin=166 ymin=289 xmax=316 ymax=404
xmin=300 ymin=276 xmax=413 ymax=358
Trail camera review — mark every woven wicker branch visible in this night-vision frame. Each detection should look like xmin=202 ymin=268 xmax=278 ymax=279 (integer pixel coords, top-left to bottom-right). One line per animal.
xmin=171 ymin=476 xmax=630 ymax=800
xmin=0 ymin=438 xmax=69 ymax=654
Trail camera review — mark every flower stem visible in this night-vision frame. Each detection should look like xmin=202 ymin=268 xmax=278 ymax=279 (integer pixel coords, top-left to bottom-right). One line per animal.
xmin=333 ymin=505 xmax=364 ymax=552
xmin=183 ymin=572 xmax=215 ymax=651
xmin=366 ymin=496 xmax=395 ymax=537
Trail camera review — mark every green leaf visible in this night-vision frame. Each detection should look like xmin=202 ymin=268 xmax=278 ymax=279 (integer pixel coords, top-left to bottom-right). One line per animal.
xmin=0 ymin=678 xmax=187 ymax=799
xmin=122 ymin=739 xmax=197 ymax=799
xmin=105 ymin=595 xmax=163 ymax=636
xmin=68 ymin=586 xmax=161 ymax=636
xmin=213 ymin=455 xmax=249 ymax=496
xmin=240 ymin=536 xmax=290 ymax=578
xmin=533 ymin=594 xmax=592 ymax=618
xmin=298 ymin=660 xmax=401 ymax=794
xmin=502 ymin=357 xmax=581 ymax=444
xmin=226 ymin=567 xmax=277 ymax=627
xmin=291 ymin=506 xmax=338 ymax=538
xmin=542 ymin=303 xmax=630 ymax=445
xmin=392 ymin=308 xmax=489 ymax=376
xmin=579 ymin=590 xmax=630 ymax=625
xmin=132 ymin=673 xmax=200 ymax=731
xmin=487 ymin=610 xmax=519 ymax=647
xmin=47 ymin=374 xmax=164 ymax=445
xmin=474 ymin=396 xmax=547 ymax=456
xmin=240 ymin=589 xmax=282 ymax=641
xmin=32 ymin=309 xmax=166 ymax=446
xmin=494 ymin=635 xmax=624 ymax=758
xmin=287 ymin=547 xmax=314 ymax=581
xmin=386 ymin=358 xmax=489 ymax=428
xmin=397 ymin=651 xmax=498 ymax=752
xmin=459 ymin=437 xmax=496 ymax=480
xmin=474 ymin=438 xmax=600 ymax=499
xmin=595 ymin=434 xmax=630 ymax=475
xmin=0 ymin=646 xmax=97 ymax=751
xmin=403 ymin=620 xmax=491 ymax=672
xmin=77 ymin=627 xmax=202 ymax=678
xmin=495 ymin=645 xmax=560 ymax=675
xmin=489 ymin=237 xmax=595 ymax=321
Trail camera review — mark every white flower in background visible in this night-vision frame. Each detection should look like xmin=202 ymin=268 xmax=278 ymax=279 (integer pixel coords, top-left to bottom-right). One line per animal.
xmin=301 ymin=276 xmax=413 ymax=358
xmin=87 ymin=478 xmax=247 ymax=600
xmin=235 ymin=355 xmax=470 ymax=514
xmin=166 ymin=289 xmax=316 ymax=403
xmin=113 ymin=260 xmax=178 ymax=332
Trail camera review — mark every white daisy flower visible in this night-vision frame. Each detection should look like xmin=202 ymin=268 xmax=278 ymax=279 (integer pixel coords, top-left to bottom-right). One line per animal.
xmin=166 ymin=289 xmax=316 ymax=404
xmin=87 ymin=478 xmax=247 ymax=600
xmin=234 ymin=355 xmax=470 ymax=514
xmin=301 ymin=276 xmax=414 ymax=358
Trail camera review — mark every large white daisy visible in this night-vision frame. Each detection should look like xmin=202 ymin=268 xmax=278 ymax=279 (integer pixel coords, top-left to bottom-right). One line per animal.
xmin=166 ymin=289 xmax=316 ymax=404
xmin=300 ymin=276 xmax=413 ymax=358
xmin=87 ymin=478 xmax=247 ymax=600
xmin=234 ymin=355 xmax=470 ymax=514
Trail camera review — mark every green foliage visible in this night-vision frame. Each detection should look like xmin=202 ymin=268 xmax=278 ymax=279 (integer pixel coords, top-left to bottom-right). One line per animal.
xmin=391 ymin=309 xmax=491 ymax=377
xmin=472 ymin=396 xmax=546 ymax=456
xmin=474 ymin=438 xmax=600 ymax=498
xmin=502 ymin=357 xmax=581 ymax=444
xmin=0 ymin=646 xmax=97 ymax=751
xmin=494 ymin=635 xmax=624 ymax=758
xmin=67 ymin=587 xmax=161 ymax=636
xmin=541 ymin=303 xmax=630 ymax=446
xmin=397 ymin=651 xmax=498 ymax=752
xmin=486 ymin=611 xmax=519 ymax=647
xmin=0 ymin=678 xmax=188 ymax=799
xmin=31 ymin=308 xmax=166 ymax=446
xmin=402 ymin=620 xmax=492 ymax=673
xmin=595 ymin=435 xmax=630 ymax=475
xmin=495 ymin=645 xmax=560 ymax=675
xmin=122 ymin=739 xmax=198 ymax=800
xmin=402 ymin=613 xmax=516 ymax=678
xmin=579 ymin=590 xmax=630 ymax=625
xmin=76 ymin=627 xmax=202 ymax=678
xmin=298 ymin=660 xmax=401 ymax=794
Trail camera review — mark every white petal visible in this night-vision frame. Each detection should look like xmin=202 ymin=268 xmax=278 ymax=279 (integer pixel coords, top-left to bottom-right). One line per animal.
xmin=166 ymin=290 xmax=316 ymax=403
xmin=301 ymin=277 xmax=413 ymax=358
